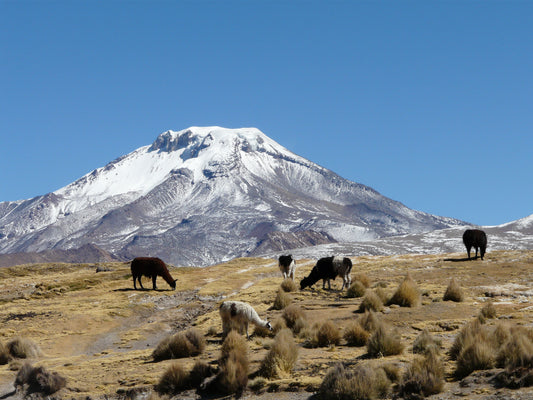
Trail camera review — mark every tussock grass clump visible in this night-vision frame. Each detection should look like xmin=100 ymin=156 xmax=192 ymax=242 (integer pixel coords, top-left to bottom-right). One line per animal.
xmin=254 ymin=323 xmax=274 ymax=338
xmin=261 ymin=328 xmax=299 ymax=378
xmin=497 ymin=328 xmax=533 ymax=370
xmin=157 ymin=363 xmax=190 ymax=394
xmin=353 ymin=273 xmax=371 ymax=288
xmin=455 ymin=340 xmax=496 ymax=378
xmin=0 ymin=342 xmax=9 ymax=365
xmin=449 ymin=319 xmax=485 ymax=360
xmin=346 ymin=281 xmax=366 ymax=298
xmin=412 ymin=329 xmax=442 ymax=355
xmin=374 ymin=287 xmax=388 ymax=304
xmin=216 ymin=331 xmax=249 ymax=395
xmin=494 ymin=327 xmax=533 ymax=388
xmin=480 ymin=301 xmax=497 ymax=319
xmin=157 ymin=360 xmax=215 ymax=394
xmin=7 ymin=337 xmax=41 ymax=359
xmin=358 ymin=290 xmax=384 ymax=313
xmin=358 ymin=310 xmax=381 ymax=333
xmin=319 ymin=362 xmax=391 ymax=400
xmin=387 ymin=274 xmax=420 ymax=307
xmin=272 ymin=288 xmax=292 ymax=310
xmin=14 ymin=363 xmax=66 ymax=395
xmin=152 ymin=328 xmax=206 ymax=361
xmin=189 ymin=360 xmax=216 ymax=388
xmin=282 ymin=304 xmax=307 ymax=335
xmin=308 ymin=320 xmax=341 ymax=348
xmin=400 ymin=349 xmax=444 ymax=397
xmin=443 ymin=278 xmax=464 ymax=302
xmin=344 ymin=322 xmax=370 ymax=347
xmin=272 ymin=317 xmax=287 ymax=334
xmin=367 ymin=325 xmax=404 ymax=358
xmin=280 ymin=278 xmax=297 ymax=292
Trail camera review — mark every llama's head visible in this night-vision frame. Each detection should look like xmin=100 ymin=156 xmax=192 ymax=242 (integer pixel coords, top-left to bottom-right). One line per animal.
xmin=170 ymin=279 xmax=177 ymax=290
xmin=265 ymin=321 xmax=273 ymax=331
xmin=300 ymin=276 xmax=311 ymax=290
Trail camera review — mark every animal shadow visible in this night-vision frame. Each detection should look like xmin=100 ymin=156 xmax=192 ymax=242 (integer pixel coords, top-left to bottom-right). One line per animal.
xmin=113 ymin=287 xmax=173 ymax=292
xmin=443 ymin=256 xmax=480 ymax=262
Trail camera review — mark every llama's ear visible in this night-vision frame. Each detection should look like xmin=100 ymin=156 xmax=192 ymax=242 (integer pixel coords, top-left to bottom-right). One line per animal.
xmin=174 ymin=279 xmax=178 ymax=282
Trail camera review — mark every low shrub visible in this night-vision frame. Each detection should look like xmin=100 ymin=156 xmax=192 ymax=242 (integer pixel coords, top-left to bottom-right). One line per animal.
xmin=282 ymin=304 xmax=307 ymax=335
xmin=412 ymin=329 xmax=442 ymax=355
xmin=152 ymin=328 xmax=205 ymax=361
xmin=492 ymin=323 xmax=512 ymax=350
xmin=443 ymin=278 xmax=464 ymax=302
xmin=449 ymin=319 xmax=485 ymax=360
xmin=352 ymin=273 xmax=371 ymax=288
xmin=313 ymin=320 xmax=341 ymax=348
xmin=374 ymin=287 xmax=389 ymax=304
xmin=14 ymin=363 xmax=66 ymax=395
xmin=272 ymin=288 xmax=292 ymax=310
xmin=261 ymin=328 xmax=299 ymax=378
xmin=400 ymin=349 xmax=444 ymax=397
xmin=358 ymin=310 xmax=381 ymax=333
xmin=7 ymin=337 xmax=41 ymax=359
xmin=280 ymin=278 xmax=297 ymax=292
xmin=216 ymin=331 xmax=249 ymax=395
xmin=189 ymin=360 xmax=216 ymax=388
xmin=346 ymin=281 xmax=366 ymax=298
xmin=157 ymin=360 xmax=215 ymax=394
xmin=344 ymin=322 xmax=370 ymax=347
xmin=254 ymin=323 xmax=273 ymax=338
xmin=157 ymin=363 xmax=190 ymax=394
xmin=497 ymin=328 xmax=533 ymax=370
xmin=272 ymin=316 xmax=287 ymax=334
xmin=387 ymin=274 xmax=420 ymax=307
xmin=367 ymin=325 xmax=404 ymax=358
xmin=480 ymin=301 xmax=497 ymax=319
xmin=455 ymin=340 xmax=496 ymax=378
xmin=319 ymin=362 xmax=391 ymax=400
xmin=358 ymin=290 xmax=384 ymax=313
xmin=0 ymin=342 xmax=9 ymax=365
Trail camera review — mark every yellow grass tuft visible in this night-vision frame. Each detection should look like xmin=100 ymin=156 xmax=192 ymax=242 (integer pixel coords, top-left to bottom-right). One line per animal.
xmin=216 ymin=331 xmax=249 ymax=395
xmin=319 ymin=362 xmax=391 ymax=400
xmin=367 ymin=324 xmax=404 ymax=358
xmin=260 ymin=328 xmax=299 ymax=378
xmin=152 ymin=328 xmax=205 ymax=361
xmin=387 ymin=274 xmax=420 ymax=307
xmin=343 ymin=322 xmax=370 ymax=347
xmin=358 ymin=290 xmax=384 ymax=312
xmin=280 ymin=278 xmax=297 ymax=292
xmin=443 ymin=278 xmax=464 ymax=302
xmin=272 ymin=288 xmax=292 ymax=310
xmin=400 ymin=348 xmax=444 ymax=397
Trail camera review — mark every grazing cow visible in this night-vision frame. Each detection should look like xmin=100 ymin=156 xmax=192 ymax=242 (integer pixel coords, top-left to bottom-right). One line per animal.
xmin=462 ymin=229 xmax=487 ymax=260
xmin=300 ymin=256 xmax=353 ymax=291
xmin=278 ymin=254 xmax=296 ymax=280
xmin=131 ymin=257 xmax=177 ymax=290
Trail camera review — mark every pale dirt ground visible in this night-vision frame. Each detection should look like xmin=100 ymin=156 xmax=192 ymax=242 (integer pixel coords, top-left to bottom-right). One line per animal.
xmin=0 ymin=250 xmax=532 ymax=399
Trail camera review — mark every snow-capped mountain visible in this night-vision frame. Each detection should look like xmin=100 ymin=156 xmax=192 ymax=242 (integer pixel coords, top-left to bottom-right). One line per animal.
xmin=0 ymin=126 xmax=466 ymax=266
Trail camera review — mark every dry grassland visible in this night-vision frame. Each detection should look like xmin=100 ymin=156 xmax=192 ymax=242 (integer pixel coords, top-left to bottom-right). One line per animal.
xmin=0 ymin=250 xmax=532 ymax=399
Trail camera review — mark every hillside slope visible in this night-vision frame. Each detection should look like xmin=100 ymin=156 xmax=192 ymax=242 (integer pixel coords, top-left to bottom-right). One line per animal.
xmin=0 ymin=251 xmax=532 ymax=399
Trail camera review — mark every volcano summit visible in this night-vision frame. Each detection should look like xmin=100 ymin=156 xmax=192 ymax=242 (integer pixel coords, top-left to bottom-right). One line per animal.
xmin=0 ymin=127 xmax=463 ymax=266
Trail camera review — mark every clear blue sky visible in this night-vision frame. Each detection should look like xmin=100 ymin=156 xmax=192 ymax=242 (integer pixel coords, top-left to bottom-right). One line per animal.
xmin=1 ymin=1 xmax=532 ymax=226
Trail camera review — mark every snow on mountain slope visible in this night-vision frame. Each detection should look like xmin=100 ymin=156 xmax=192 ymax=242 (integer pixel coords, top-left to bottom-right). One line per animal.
xmin=267 ymin=215 xmax=533 ymax=261
xmin=0 ymin=126 xmax=467 ymax=266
